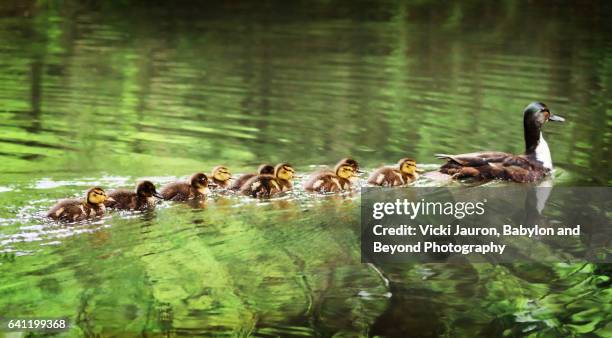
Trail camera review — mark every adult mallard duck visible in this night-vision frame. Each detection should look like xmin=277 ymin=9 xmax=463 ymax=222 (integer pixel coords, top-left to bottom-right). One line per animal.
xmin=368 ymin=158 xmax=418 ymax=186
xmin=47 ymin=187 xmax=113 ymax=221
xmin=436 ymin=102 xmax=564 ymax=182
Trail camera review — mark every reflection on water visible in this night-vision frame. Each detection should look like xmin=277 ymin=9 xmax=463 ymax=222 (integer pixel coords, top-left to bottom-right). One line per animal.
xmin=0 ymin=1 xmax=611 ymax=336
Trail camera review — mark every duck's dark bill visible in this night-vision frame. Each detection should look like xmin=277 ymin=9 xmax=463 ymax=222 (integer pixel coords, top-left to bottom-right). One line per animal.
xmin=549 ymin=114 xmax=565 ymax=122
xmin=153 ymin=192 xmax=164 ymax=199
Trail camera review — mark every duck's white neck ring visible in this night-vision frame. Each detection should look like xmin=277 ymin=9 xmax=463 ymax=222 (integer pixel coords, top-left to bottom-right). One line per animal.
xmin=535 ymin=133 xmax=553 ymax=170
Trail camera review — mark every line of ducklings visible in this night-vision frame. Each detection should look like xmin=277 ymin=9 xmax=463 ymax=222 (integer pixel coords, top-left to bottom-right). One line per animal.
xmin=46 ymin=157 xmax=419 ymax=222
xmin=48 ymin=101 xmax=564 ymax=222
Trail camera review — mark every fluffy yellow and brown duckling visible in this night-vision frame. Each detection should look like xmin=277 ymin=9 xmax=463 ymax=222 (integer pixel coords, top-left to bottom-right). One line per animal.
xmin=210 ymin=166 xmax=232 ymax=189
xmin=159 ymin=173 xmax=210 ymax=201
xmin=304 ymin=162 xmax=357 ymax=193
xmin=240 ymin=163 xmax=296 ymax=198
xmin=368 ymin=158 xmax=418 ymax=186
xmin=47 ymin=187 xmax=113 ymax=222
xmin=437 ymin=102 xmax=565 ymax=182
xmin=273 ymin=163 xmax=295 ymax=191
xmin=229 ymin=164 xmax=275 ymax=191
xmin=104 ymin=180 xmax=163 ymax=211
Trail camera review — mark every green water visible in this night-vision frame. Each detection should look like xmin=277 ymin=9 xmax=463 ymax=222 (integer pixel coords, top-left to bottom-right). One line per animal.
xmin=0 ymin=1 xmax=611 ymax=336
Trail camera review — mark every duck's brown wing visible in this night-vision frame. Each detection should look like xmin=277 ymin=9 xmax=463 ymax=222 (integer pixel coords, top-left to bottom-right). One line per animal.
xmin=105 ymin=189 xmax=135 ymax=209
xmin=60 ymin=203 xmax=88 ymax=221
xmin=160 ymin=182 xmax=191 ymax=201
xmin=436 ymin=151 xmax=512 ymax=166
xmin=304 ymin=172 xmax=342 ymax=192
xmin=438 ymin=152 xmax=548 ymax=182
xmin=368 ymin=167 xmax=403 ymax=186
xmin=500 ymin=155 xmax=548 ymax=182
xmin=47 ymin=199 xmax=80 ymax=219
xmin=437 ymin=151 xmax=511 ymax=178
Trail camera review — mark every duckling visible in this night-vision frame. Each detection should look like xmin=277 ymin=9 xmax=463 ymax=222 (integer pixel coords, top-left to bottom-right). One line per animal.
xmin=304 ymin=162 xmax=357 ymax=193
xmin=159 ymin=173 xmax=210 ymax=201
xmin=210 ymin=166 xmax=232 ymax=189
xmin=436 ymin=102 xmax=565 ymax=182
xmin=104 ymin=180 xmax=163 ymax=211
xmin=240 ymin=163 xmax=296 ymax=198
xmin=240 ymin=175 xmax=281 ymax=198
xmin=47 ymin=187 xmax=113 ymax=221
xmin=368 ymin=158 xmax=419 ymax=186
xmin=229 ymin=164 xmax=275 ymax=191
xmin=273 ymin=163 xmax=295 ymax=191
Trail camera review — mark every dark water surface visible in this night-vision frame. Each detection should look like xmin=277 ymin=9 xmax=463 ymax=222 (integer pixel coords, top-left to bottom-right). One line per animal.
xmin=0 ymin=1 xmax=611 ymax=336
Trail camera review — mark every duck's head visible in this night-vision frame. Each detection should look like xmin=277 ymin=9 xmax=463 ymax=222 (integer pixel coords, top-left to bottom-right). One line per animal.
xmin=136 ymin=180 xmax=163 ymax=198
xmin=257 ymin=164 xmax=275 ymax=175
xmin=335 ymin=163 xmax=357 ymax=180
xmin=86 ymin=187 xmax=111 ymax=205
xmin=523 ymin=102 xmax=565 ymax=157
xmin=190 ymin=173 xmax=209 ymax=189
xmin=337 ymin=158 xmax=362 ymax=173
xmin=211 ymin=166 xmax=232 ymax=182
xmin=398 ymin=158 xmax=417 ymax=175
xmin=524 ymin=102 xmax=565 ymax=129
xmin=275 ymin=163 xmax=295 ymax=181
